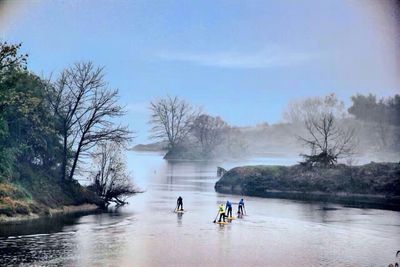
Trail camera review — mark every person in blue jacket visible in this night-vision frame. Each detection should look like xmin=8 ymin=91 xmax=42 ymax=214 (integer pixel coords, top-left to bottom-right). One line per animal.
xmin=225 ymin=200 xmax=233 ymax=218
xmin=238 ymin=198 xmax=245 ymax=215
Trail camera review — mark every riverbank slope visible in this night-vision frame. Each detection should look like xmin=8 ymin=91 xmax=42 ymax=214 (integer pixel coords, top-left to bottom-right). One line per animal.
xmin=0 ymin=165 xmax=102 ymax=223
xmin=215 ymin=162 xmax=400 ymax=210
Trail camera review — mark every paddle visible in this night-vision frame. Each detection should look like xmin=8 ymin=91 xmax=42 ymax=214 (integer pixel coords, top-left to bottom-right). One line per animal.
xmin=173 ymin=204 xmax=178 ymax=212
xmin=243 ymin=205 xmax=247 ymax=215
xmin=213 ymin=211 xmax=219 ymax=223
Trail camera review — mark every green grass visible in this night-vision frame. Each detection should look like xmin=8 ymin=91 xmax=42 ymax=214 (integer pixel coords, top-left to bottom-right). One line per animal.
xmin=0 ymin=164 xmax=102 ymax=217
xmin=0 ymin=182 xmax=32 ymax=216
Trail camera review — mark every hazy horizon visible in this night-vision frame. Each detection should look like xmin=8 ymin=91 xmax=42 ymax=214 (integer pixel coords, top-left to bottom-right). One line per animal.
xmin=1 ymin=0 xmax=399 ymax=143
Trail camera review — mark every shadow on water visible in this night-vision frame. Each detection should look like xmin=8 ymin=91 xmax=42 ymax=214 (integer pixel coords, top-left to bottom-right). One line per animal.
xmin=0 ymin=211 xmax=96 ymax=266
xmin=0 ymin=210 xmax=103 ymax=238
xmin=0 ymin=205 xmax=133 ymax=238
xmin=0 ymin=207 xmax=133 ymax=266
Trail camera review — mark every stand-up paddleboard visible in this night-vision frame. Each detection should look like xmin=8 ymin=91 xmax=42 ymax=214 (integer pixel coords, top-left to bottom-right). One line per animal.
xmin=226 ymin=216 xmax=236 ymax=220
xmin=214 ymin=221 xmax=229 ymax=225
xmin=174 ymin=209 xmax=185 ymax=213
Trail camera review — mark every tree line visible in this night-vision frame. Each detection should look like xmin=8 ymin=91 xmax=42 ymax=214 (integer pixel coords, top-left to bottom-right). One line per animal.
xmin=149 ymin=93 xmax=400 ymax=166
xmin=149 ymin=96 xmax=247 ymax=159
xmin=0 ymin=41 xmax=136 ymax=205
xmin=348 ymin=94 xmax=400 ymax=149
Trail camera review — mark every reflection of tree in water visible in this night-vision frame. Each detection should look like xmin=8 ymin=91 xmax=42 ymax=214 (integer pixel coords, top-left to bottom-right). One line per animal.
xmin=0 ymin=211 xmax=93 ymax=237
xmin=165 ymin=160 xmax=218 ymax=192
xmin=298 ymin=202 xmax=340 ymax=224
xmin=166 ymin=161 xmax=176 ymax=186
xmin=0 ymin=209 xmax=132 ymax=266
xmin=0 ymin=212 xmax=95 ymax=265
xmin=68 ymin=211 xmax=131 ymax=266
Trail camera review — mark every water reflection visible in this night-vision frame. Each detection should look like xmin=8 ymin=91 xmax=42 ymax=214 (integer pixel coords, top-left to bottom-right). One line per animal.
xmin=176 ymin=212 xmax=183 ymax=226
xmin=0 ymin=210 xmax=100 ymax=237
xmin=0 ymin=152 xmax=399 ymax=266
xmin=0 ymin=229 xmax=76 ymax=265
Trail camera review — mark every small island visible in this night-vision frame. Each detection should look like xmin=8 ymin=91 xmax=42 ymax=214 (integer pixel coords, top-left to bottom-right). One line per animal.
xmin=215 ymin=162 xmax=400 ymax=210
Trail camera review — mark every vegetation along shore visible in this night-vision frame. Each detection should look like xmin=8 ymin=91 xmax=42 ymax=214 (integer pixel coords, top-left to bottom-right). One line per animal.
xmin=0 ymin=42 xmax=137 ymax=223
xmin=215 ymin=162 xmax=400 ymax=210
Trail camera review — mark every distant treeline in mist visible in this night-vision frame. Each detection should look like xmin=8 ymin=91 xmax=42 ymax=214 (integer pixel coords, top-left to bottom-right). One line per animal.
xmin=147 ymin=94 xmax=400 ymax=163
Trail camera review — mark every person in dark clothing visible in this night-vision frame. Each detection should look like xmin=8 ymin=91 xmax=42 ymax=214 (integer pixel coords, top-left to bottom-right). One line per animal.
xmin=177 ymin=196 xmax=183 ymax=211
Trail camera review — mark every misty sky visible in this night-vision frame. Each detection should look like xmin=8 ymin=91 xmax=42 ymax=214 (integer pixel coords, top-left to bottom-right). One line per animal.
xmin=1 ymin=0 xmax=399 ymax=143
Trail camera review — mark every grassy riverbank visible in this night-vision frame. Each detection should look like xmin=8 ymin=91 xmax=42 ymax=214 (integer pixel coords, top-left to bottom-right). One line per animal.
xmin=215 ymin=162 xmax=400 ymax=209
xmin=0 ymin=165 xmax=102 ymax=222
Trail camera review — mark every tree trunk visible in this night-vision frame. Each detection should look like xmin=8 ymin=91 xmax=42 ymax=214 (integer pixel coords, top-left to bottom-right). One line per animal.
xmin=68 ymin=138 xmax=84 ymax=181
xmin=61 ymin=130 xmax=68 ymax=181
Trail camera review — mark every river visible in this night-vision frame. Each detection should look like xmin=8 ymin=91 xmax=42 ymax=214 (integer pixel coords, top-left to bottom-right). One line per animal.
xmin=1 ymin=152 xmax=399 ymax=266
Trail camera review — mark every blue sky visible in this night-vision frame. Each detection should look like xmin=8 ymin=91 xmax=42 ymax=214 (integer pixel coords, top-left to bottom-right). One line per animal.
xmin=1 ymin=0 xmax=399 ymax=143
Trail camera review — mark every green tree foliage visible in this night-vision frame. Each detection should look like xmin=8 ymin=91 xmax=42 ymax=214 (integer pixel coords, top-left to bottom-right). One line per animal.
xmin=0 ymin=41 xmax=29 ymax=179
xmin=348 ymin=94 xmax=400 ymax=150
xmin=0 ymin=42 xmax=28 ymax=73
xmin=0 ymin=43 xmax=61 ymax=180
xmin=0 ymin=41 xmax=133 ymax=212
xmin=1 ymin=42 xmax=130 ymax=188
xmin=348 ymin=94 xmax=400 ymax=126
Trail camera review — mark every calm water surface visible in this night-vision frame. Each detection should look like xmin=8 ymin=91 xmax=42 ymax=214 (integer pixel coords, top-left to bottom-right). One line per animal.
xmin=1 ymin=152 xmax=399 ymax=266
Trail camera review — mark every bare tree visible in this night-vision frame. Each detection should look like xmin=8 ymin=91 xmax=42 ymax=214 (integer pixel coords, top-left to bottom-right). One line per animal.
xmin=284 ymin=93 xmax=346 ymax=125
xmin=149 ymin=96 xmax=199 ymax=149
xmin=299 ymin=112 xmax=355 ymax=166
xmin=89 ymin=141 xmax=137 ymax=205
xmin=192 ymin=114 xmax=229 ymax=156
xmin=46 ymin=62 xmax=132 ymax=181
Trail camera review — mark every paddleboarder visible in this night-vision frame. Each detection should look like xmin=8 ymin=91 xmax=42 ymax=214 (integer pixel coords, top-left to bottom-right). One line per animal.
xmin=225 ymin=200 xmax=233 ymax=218
xmin=238 ymin=198 xmax=245 ymax=215
xmin=177 ymin=196 xmax=183 ymax=211
xmin=218 ymin=203 xmax=226 ymax=222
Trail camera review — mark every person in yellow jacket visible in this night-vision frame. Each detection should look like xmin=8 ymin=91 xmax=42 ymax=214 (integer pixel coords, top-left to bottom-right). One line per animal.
xmin=218 ymin=203 xmax=226 ymax=222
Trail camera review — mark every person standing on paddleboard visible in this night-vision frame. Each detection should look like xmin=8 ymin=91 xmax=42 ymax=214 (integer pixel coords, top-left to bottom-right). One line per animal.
xmin=238 ymin=198 xmax=245 ymax=215
xmin=218 ymin=204 xmax=226 ymax=222
xmin=177 ymin=196 xmax=183 ymax=211
xmin=225 ymin=200 xmax=233 ymax=218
